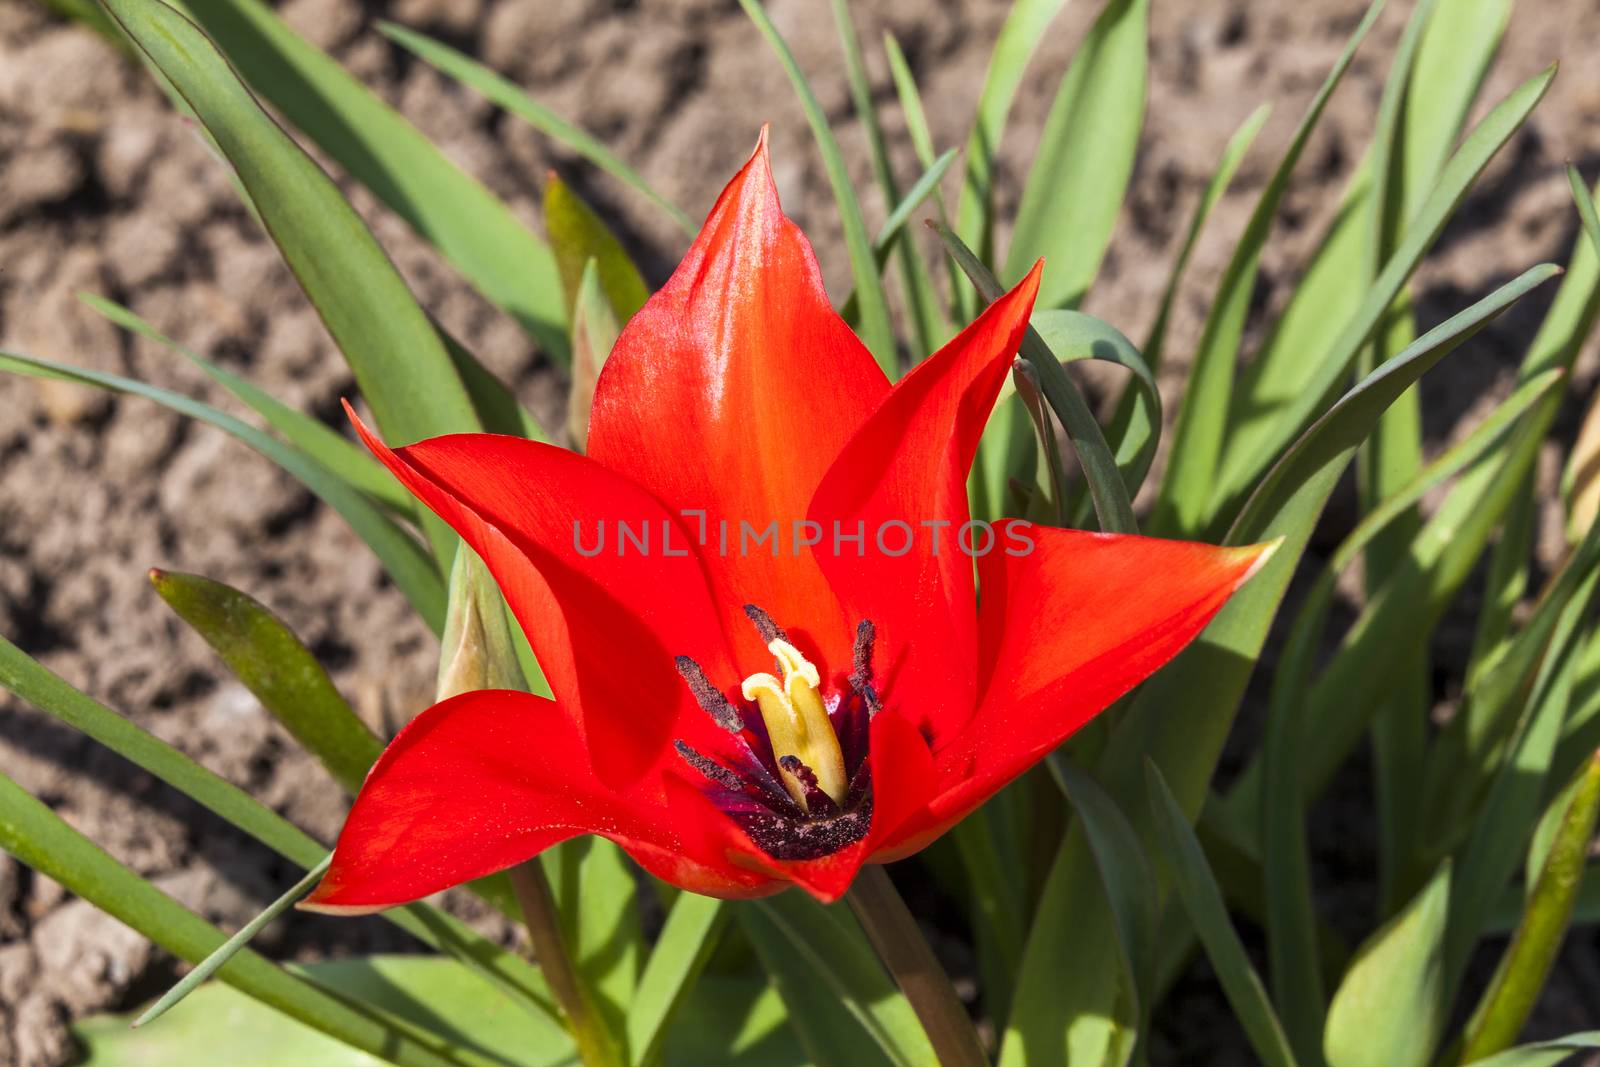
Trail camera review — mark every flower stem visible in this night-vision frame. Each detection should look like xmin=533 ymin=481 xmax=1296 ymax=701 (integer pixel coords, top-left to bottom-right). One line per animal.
xmin=507 ymin=860 xmax=624 ymax=1067
xmin=846 ymin=864 xmax=990 ymax=1067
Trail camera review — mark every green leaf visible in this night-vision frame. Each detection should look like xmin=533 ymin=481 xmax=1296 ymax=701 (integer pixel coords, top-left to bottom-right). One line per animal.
xmin=935 ymin=222 xmax=1137 ymax=533
xmin=542 ymin=837 xmax=645 ymax=1036
xmin=738 ymin=1 xmax=896 ymax=375
xmin=627 ymin=895 xmax=729 ymax=1067
xmin=102 ymin=0 xmax=486 ymax=443
xmin=1003 ymin=0 xmax=1148 ymax=309
xmin=149 ymin=570 xmax=384 ymax=795
xmin=829 ymin=0 xmax=945 ymax=357
xmin=0 ymin=774 xmax=487 ymax=1067
xmin=751 ymin=895 xmax=935 ymax=1067
xmin=1031 ymin=308 xmax=1162 ymax=500
xmin=741 ymin=907 xmax=897 ymax=1067
xmin=438 ymin=326 xmax=550 ymax=442
xmin=1214 ymin=63 xmax=1558 ymax=513
xmin=0 ymin=626 xmax=551 ymax=1017
xmin=80 ymin=956 xmax=576 ymax=1067
xmin=1323 ymin=862 xmax=1452 ymax=1067
xmin=161 ymin=0 xmax=569 ymax=354
xmin=1002 ymin=261 xmax=1556 ymax=1067
xmin=379 ymin=20 xmax=694 ymax=237
xmin=567 ymin=257 xmax=624 ymax=450
xmin=1151 ymin=0 xmax=1385 ymax=537
xmin=1145 ymin=763 xmax=1299 ymax=1067
xmin=953 ymin=0 xmax=1070 ymax=270
xmin=0 ymin=348 xmax=447 ymax=633
xmin=1227 ymin=264 xmax=1558 ymax=547
xmin=1444 ymin=544 xmax=1600 ymax=998
xmin=1573 ymin=164 xmax=1600 ymax=259
xmin=1462 ymin=1033 xmax=1600 ymax=1067
xmin=1461 ymin=752 xmax=1600 ymax=1062
xmin=544 ymin=174 xmax=651 ymax=322
xmin=78 ymin=293 xmax=411 ymax=513
xmin=1049 ymin=758 xmax=1157 ymax=1047
xmin=134 ymin=856 xmax=332 ymax=1028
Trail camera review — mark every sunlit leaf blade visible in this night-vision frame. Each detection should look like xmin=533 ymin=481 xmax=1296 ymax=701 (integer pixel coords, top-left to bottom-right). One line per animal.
xmin=934 ymin=222 xmax=1137 ymax=533
xmin=1222 ymin=176 xmax=1600 ymax=836
xmin=953 ymin=0 xmax=1069 ymax=271
xmin=741 ymin=907 xmax=899 ymax=1067
xmin=1215 ymin=63 xmax=1558 ymax=512
xmin=1003 ymin=0 xmax=1148 ymax=309
xmin=78 ymin=956 xmax=576 ymax=1067
xmin=0 ymin=348 xmax=447 ymax=633
xmin=1228 ymin=264 xmax=1558 ymax=546
xmin=542 ymin=836 xmax=644 ymax=1037
xmin=1463 ymin=1032 xmax=1600 ymax=1067
xmin=159 ymin=0 xmax=568 ymax=354
xmin=1049 ymin=758 xmax=1157 ymax=1047
xmin=0 ymin=626 xmax=550 ymax=1016
xmin=102 ymin=0 xmax=485 ymax=444
xmin=1145 ymin=763 xmax=1299 ymax=1067
xmin=1572 ymin=164 xmax=1600 ymax=259
xmin=1323 ymin=862 xmax=1452 ymax=1067
xmin=437 ymin=327 xmax=549 ymax=442
xmin=1031 ymin=308 xmax=1162 ymax=500
xmin=149 ymin=570 xmax=384 ymax=795
xmin=545 ymin=174 xmax=652 ymax=322
xmin=0 ymin=773 xmax=477 ymax=1067
xmin=135 ymin=856 xmax=332 ymax=1028
xmin=78 ymin=293 xmax=411 ymax=513
xmin=1443 ymin=537 xmax=1600 ymax=999
xmin=738 ymin=0 xmax=896 ymax=375
xmin=568 ymin=257 xmax=624 ymax=450
xmin=627 ymin=895 xmax=729 ymax=1067
xmin=379 ymin=20 xmax=694 ymax=237
xmin=839 ymin=148 xmax=958 ymax=345
xmin=829 ymin=0 xmax=944 ymax=356
xmin=1152 ymin=0 xmax=1385 ymax=537
xmin=1004 ymin=261 xmax=1556 ymax=1067
xmin=1461 ymin=752 xmax=1600 ymax=1062
xmin=752 ymin=894 xmax=936 ymax=1067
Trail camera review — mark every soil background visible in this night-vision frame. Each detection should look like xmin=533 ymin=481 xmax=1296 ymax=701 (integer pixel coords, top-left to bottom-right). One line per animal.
xmin=2 ymin=0 xmax=1600 ymax=1064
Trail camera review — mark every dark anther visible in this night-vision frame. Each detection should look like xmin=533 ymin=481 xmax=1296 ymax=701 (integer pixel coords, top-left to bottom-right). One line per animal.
xmin=850 ymin=619 xmax=883 ymax=717
xmin=742 ymin=603 xmax=787 ymax=644
xmin=674 ymin=741 xmax=746 ymax=791
xmin=674 ymin=656 xmax=746 ymax=732
xmin=778 ymin=755 xmax=841 ymax=817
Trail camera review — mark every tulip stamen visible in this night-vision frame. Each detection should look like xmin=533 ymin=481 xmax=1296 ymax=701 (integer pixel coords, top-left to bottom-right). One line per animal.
xmin=850 ymin=619 xmax=882 ymax=718
xmin=674 ymin=655 xmax=747 ymax=732
xmin=673 ymin=740 xmax=746 ymax=791
xmin=778 ymin=755 xmax=841 ymax=817
xmin=742 ymin=603 xmax=787 ymax=644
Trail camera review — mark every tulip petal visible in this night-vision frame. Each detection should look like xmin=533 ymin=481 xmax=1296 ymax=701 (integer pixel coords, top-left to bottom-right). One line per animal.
xmin=587 ymin=130 xmax=889 ymax=673
xmin=304 ymin=690 xmax=698 ymax=913
xmin=925 ymin=523 xmax=1273 ymax=829
xmin=349 ymin=406 xmax=737 ymax=788
xmin=809 ymin=264 xmax=1042 ymax=743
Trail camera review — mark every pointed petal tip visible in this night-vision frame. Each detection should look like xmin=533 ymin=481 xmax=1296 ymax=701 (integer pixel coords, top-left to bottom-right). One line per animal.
xmin=1234 ymin=535 xmax=1286 ymax=585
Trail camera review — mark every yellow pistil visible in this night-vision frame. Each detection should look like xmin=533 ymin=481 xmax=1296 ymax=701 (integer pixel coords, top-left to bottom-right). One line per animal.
xmin=741 ymin=639 xmax=848 ymax=811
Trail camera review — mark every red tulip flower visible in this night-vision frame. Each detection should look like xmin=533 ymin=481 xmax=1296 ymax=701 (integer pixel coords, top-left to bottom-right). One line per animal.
xmin=305 ymin=131 xmax=1270 ymax=912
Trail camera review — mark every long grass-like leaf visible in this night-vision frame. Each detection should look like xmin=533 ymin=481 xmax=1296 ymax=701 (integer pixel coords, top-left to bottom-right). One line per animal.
xmin=0 ymin=773 xmax=479 ymax=1067
xmin=625 ymin=894 xmax=729 ymax=1067
xmin=0 ymin=349 xmax=447 ymax=632
xmin=160 ymin=0 xmax=569 ymax=352
xmin=1146 ymin=763 xmax=1299 ymax=1067
xmin=1152 ymin=0 xmax=1385 ymax=536
xmin=380 ymin=21 xmax=694 ymax=237
xmin=739 ymin=0 xmax=896 ymax=375
xmin=1003 ymin=0 xmax=1149 ymax=309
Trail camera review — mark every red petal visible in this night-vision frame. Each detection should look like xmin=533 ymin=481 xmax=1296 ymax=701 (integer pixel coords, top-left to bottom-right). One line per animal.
xmin=349 ymin=406 xmax=736 ymax=788
xmin=304 ymin=690 xmax=688 ymax=912
xmin=809 ymin=264 xmax=1042 ymax=744
xmin=924 ymin=524 xmax=1273 ymax=830
xmin=587 ymin=129 xmax=889 ymax=674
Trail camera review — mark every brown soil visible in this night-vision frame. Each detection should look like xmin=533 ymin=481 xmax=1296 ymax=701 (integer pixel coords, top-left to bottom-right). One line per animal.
xmin=2 ymin=1 xmax=1599 ymax=1064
